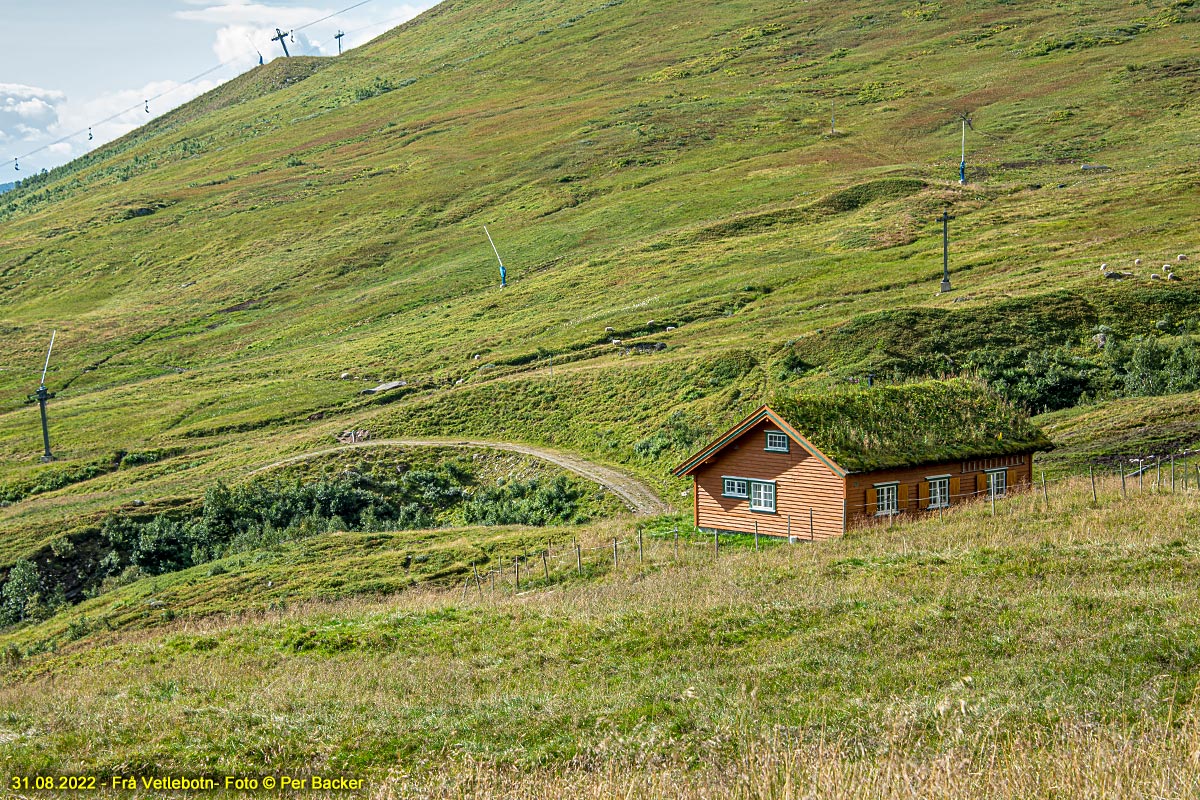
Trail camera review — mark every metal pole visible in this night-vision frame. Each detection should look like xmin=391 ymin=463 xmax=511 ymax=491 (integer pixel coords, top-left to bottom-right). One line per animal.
xmin=940 ymin=211 xmax=952 ymax=292
xmin=36 ymin=386 xmax=53 ymax=462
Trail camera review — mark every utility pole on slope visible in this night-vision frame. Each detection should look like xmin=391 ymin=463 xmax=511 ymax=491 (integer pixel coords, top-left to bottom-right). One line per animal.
xmin=938 ymin=208 xmax=954 ymax=293
xmin=272 ymin=28 xmax=292 ymax=57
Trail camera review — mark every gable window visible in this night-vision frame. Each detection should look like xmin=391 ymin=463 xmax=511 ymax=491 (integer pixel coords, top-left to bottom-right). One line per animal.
xmin=927 ymin=476 xmax=950 ymax=509
xmin=764 ymin=431 xmax=790 ymax=453
xmin=875 ymin=482 xmax=898 ymax=515
xmin=722 ymin=477 xmax=749 ymax=498
xmin=986 ymin=469 xmax=1007 ymax=499
xmin=749 ymin=480 xmax=776 ymax=513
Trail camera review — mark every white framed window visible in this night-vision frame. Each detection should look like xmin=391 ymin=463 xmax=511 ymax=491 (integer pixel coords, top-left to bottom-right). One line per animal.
xmin=986 ymin=469 xmax=1007 ymax=498
xmin=749 ymin=480 xmax=776 ymax=513
xmin=764 ymin=431 xmax=790 ymax=453
xmin=927 ymin=476 xmax=950 ymax=509
xmin=722 ymin=477 xmax=749 ymax=498
xmin=875 ymin=482 xmax=898 ymax=515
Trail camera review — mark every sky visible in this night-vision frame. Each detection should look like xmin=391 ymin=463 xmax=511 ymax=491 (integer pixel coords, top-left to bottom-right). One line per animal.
xmin=0 ymin=0 xmax=439 ymax=176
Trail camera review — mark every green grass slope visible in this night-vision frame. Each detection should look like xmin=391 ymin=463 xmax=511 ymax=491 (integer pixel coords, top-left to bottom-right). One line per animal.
xmin=0 ymin=0 xmax=1199 ymax=566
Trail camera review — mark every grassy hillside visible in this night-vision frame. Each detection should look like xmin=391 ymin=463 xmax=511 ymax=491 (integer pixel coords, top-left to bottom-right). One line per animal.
xmin=4 ymin=479 xmax=1200 ymax=797
xmin=2 ymin=2 xmax=1200 ymax=789
xmin=0 ymin=0 xmax=1198 ymax=564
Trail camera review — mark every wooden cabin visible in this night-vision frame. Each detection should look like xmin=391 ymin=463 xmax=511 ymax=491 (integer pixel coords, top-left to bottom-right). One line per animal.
xmin=672 ymin=380 xmax=1051 ymax=540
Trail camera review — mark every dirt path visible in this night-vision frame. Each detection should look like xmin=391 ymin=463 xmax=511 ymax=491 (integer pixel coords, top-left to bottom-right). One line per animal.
xmin=247 ymin=438 xmax=672 ymax=515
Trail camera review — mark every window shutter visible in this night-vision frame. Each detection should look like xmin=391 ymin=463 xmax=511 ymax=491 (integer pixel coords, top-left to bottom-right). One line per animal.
xmin=949 ymin=477 xmax=960 ymax=503
xmin=976 ymin=473 xmax=987 ymax=495
xmin=897 ymin=483 xmax=909 ymax=510
xmin=865 ymin=487 xmax=877 ymax=516
xmin=918 ymin=481 xmax=930 ymax=508
xmin=1006 ymin=468 xmax=1017 ymax=489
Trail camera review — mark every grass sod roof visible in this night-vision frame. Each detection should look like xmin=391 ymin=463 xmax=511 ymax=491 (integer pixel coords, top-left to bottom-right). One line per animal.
xmin=769 ymin=379 xmax=1054 ymax=474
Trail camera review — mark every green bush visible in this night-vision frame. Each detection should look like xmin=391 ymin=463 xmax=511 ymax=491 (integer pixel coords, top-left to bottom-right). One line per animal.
xmin=1 ymin=559 xmax=43 ymax=625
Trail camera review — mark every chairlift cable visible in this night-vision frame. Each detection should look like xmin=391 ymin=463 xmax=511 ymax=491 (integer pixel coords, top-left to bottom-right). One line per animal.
xmin=2 ymin=1 xmax=388 ymax=171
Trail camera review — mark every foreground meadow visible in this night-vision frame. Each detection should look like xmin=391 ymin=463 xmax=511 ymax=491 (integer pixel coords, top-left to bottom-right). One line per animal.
xmin=3 ymin=476 xmax=1199 ymax=797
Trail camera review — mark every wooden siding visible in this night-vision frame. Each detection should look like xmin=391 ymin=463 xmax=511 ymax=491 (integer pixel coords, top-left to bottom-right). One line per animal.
xmin=844 ymin=453 xmax=1035 ymax=528
xmin=692 ymin=419 xmax=846 ymax=540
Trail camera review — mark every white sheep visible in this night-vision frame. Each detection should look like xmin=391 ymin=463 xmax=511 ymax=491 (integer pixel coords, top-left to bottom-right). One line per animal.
xmin=666 ymin=326 xmax=676 ymax=331
xmin=1134 ymin=258 xmax=1143 ymax=266
xmin=1164 ymin=264 xmax=1173 ymax=273
xmin=1100 ymin=263 xmax=1108 ymax=272
xmin=604 ymin=326 xmax=614 ymax=333
xmin=1179 ymin=254 xmax=1189 ymax=262
xmin=611 ymin=339 xmax=622 ymax=345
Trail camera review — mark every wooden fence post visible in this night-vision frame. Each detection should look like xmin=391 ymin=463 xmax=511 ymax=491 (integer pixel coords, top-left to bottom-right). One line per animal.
xmin=754 ymin=520 xmax=759 ymax=552
xmin=515 ymin=558 xmax=520 ymax=590
xmin=1090 ymin=465 xmax=1097 ymax=504
xmin=1171 ymin=456 xmax=1176 ymax=494
xmin=1157 ymin=460 xmax=1162 ymax=490
xmin=638 ymin=529 xmax=644 ymax=563
xmin=542 ymin=550 xmax=549 ymax=581
xmin=612 ymin=538 xmax=618 ymax=568
xmin=473 ymin=564 xmax=484 ymax=599
xmin=714 ymin=531 xmax=719 ymax=557
xmin=1041 ymin=472 xmax=1048 ymax=505
xmin=787 ymin=515 xmax=792 ymax=540
xmin=1121 ymin=467 xmax=1127 ymax=499
xmin=809 ymin=508 xmax=814 ymax=541
xmin=490 ymin=570 xmax=495 ymax=597
xmin=674 ymin=527 xmax=680 ymax=560
xmin=842 ymin=499 xmax=847 ymax=534
xmin=576 ymin=543 xmax=582 ymax=576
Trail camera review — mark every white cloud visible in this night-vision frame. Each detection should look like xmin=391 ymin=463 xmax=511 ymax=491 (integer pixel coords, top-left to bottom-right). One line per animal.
xmin=176 ymin=2 xmax=326 ymax=26
xmin=0 ymin=84 xmax=68 ymax=145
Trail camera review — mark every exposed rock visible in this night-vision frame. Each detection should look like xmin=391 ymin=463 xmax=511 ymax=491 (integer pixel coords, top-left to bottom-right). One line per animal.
xmin=361 ymin=380 xmax=407 ymax=394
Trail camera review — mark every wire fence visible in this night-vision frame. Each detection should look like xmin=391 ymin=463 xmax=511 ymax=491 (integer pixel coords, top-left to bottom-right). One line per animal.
xmin=455 ymin=448 xmax=1200 ymax=600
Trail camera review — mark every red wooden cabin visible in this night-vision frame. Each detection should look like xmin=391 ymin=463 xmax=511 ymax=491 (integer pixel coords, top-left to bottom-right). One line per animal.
xmin=673 ymin=392 xmax=1049 ymax=539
